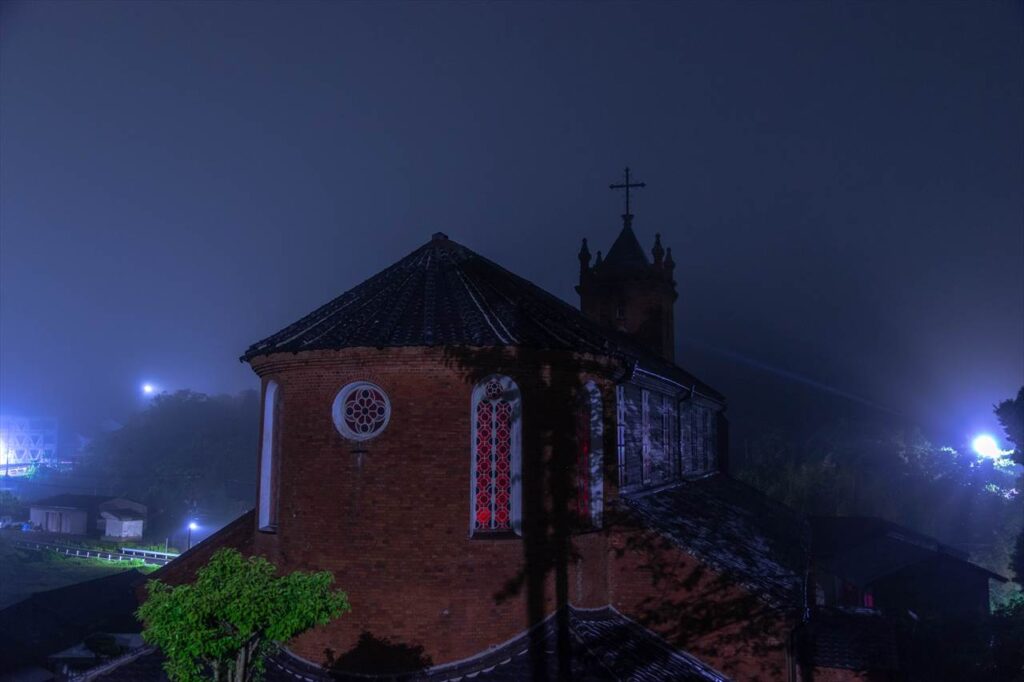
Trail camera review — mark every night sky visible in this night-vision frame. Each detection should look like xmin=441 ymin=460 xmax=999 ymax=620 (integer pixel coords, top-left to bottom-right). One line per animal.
xmin=1 ymin=1 xmax=1021 ymax=449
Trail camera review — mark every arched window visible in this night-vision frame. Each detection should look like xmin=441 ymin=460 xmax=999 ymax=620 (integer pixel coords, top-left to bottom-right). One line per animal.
xmin=258 ymin=380 xmax=279 ymax=531
xmin=576 ymin=382 xmax=604 ymax=528
xmin=470 ymin=375 xmax=522 ymax=536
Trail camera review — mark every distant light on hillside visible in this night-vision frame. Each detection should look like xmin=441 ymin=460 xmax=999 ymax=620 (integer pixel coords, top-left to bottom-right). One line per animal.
xmin=972 ymin=434 xmax=1003 ymax=459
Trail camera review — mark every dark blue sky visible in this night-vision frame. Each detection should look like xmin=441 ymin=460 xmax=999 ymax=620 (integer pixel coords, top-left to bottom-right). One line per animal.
xmin=1 ymin=1 xmax=1021 ymax=448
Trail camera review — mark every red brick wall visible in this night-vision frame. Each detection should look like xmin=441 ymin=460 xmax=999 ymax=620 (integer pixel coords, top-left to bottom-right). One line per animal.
xmin=245 ymin=346 xmax=628 ymax=665
xmin=155 ymin=346 xmax=791 ymax=678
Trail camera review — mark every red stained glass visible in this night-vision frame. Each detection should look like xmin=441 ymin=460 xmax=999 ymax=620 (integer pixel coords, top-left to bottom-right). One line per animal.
xmin=474 ymin=382 xmax=514 ymax=532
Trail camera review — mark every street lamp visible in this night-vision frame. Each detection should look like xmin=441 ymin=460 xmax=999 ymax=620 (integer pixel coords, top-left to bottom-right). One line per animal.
xmin=187 ymin=521 xmax=198 ymax=550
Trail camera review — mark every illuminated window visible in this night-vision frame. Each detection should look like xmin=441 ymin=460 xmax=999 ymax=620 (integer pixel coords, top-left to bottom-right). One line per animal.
xmin=258 ymin=380 xmax=280 ymax=531
xmin=576 ymin=382 xmax=604 ymax=528
xmin=471 ymin=376 xmax=522 ymax=536
xmin=333 ymin=381 xmax=391 ymax=441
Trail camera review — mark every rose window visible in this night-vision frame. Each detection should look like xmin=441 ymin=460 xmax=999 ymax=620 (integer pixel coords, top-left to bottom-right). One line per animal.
xmin=332 ymin=381 xmax=391 ymax=441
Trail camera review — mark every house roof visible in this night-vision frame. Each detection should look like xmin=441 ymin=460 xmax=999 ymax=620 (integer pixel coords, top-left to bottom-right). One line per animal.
xmin=94 ymin=606 xmax=729 ymax=681
xmin=796 ymin=608 xmax=901 ymax=672
xmin=241 ymin=233 xmax=721 ymax=400
xmin=0 ymin=570 xmax=145 ymax=672
xmin=810 ymin=516 xmax=1006 ymax=586
xmin=622 ymin=475 xmax=809 ymax=608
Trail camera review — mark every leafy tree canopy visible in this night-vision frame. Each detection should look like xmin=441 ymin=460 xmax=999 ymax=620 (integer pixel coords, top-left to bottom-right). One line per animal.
xmin=137 ymin=548 xmax=350 ymax=682
xmin=82 ymin=390 xmax=259 ymax=537
xmin=996 ymin=386 xmax=1024 ymax=466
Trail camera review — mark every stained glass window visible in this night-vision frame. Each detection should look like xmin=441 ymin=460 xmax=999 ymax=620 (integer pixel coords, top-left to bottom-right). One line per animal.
xmin=616 ymin=385 xmax=626 ymax=487
xmin=576 ymin=395 xmax=592 ymax=522
xmin=471 ymin=376 xmax=521 ymax=535
xmin=332 ymin=381 xmax=391 ymax=441
xmin=577 ymin=382 xmax=603 ymax=528
xmin=641 ymin=389 xmax=651 ymax=485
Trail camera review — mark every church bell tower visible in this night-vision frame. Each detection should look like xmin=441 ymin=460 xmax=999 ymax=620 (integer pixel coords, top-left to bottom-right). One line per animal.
xmin=576 ymin=168 xmax=678 ymax=362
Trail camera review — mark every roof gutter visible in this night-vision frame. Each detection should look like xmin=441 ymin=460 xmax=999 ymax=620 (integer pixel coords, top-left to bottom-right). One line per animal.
xmin=631 ymin=365 xmax=723 ymax=405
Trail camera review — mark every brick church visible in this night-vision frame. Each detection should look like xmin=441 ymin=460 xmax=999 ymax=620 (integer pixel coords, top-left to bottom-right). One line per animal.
xmin=137 ymin=175 xmax=1002 ymax=682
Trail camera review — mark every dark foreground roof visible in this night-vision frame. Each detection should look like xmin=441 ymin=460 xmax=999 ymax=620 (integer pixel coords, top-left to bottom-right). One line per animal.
xmin=95 ymin=607 xmax=728 ymax=682
xmin=0 ymin=570 xmax=144 ymax=672
xmin=796 ymin=608 xmax=901 ymax=672
xmin=810 ymin=516 xmax=1006 ymax=586
xmin=622 ymin=475 xmax=808 ymax=608
xmin=241 ymin=233 xmax=721 ymax=400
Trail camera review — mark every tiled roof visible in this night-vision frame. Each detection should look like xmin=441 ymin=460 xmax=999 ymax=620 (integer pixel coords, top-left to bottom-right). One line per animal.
xmin=622 ymin=475 xmax=809 ymax=608
xmin=241 ymin=234 xmax=721 ymax=400
xmin=94 ymin=607 xmax=728 ymax=681
xmin=810 ymin=516 xmax=1006 ymax=586
xmin=796 ymin=608 xmax=901 ymax=672
xmin=0 ymin=570 xmax=145 ymax=672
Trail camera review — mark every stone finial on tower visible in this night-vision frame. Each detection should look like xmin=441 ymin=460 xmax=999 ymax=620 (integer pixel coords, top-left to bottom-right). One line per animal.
xmin=652 ymin=233 xmax=664 ymax=267
xmin=595 ymin=250 xmax=603 ymax=267
xmin=578 ymin=238 xmax=591 ymax=267
xmin=664 ymin=247 xmax=675 ymax=278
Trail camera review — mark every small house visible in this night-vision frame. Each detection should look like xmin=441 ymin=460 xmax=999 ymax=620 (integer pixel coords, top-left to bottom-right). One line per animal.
xmin=28 ymin=494 xmax=147 ymax=539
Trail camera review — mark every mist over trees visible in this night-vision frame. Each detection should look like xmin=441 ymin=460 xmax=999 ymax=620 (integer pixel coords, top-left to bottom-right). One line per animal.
xmin=734 ymin=414 xmax=1023 ymax=600
xmin=80 ymin=390 xmax=259 ymax=539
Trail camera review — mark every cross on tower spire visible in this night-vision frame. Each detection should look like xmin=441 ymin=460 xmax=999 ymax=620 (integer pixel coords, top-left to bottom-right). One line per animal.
xmin=609 ymin=166 xmax=646 ymax=227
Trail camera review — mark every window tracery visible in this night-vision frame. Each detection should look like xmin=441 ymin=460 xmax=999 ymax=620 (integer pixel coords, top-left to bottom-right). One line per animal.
xmin=333 ymin=381 xmax=391 ymax=441
xmin=471 ymin=376 xmax=521 ymax=535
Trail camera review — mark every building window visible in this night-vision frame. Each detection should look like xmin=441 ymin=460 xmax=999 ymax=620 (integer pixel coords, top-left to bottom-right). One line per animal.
xmin=333 ymin=381 xmax=391 ymax=441
xmin=665 ymin=397 xmax=678 ymax=479
xmin=616 ymin=385 xmax=626 ymax=486
xmin=471 ymin=376 xmax=522 ymax=536
xmin=576 ymin=382 xmax=604 ymax=528
xmin=701 ymin=408 xmax=711 ymax=471
xmin=641 ymin=389 xmax=651 ymax=485
xmin=258 ymin=380 xmax=279 ymax=531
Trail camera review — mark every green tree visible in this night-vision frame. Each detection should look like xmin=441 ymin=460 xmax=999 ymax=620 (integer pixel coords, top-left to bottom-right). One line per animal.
xmin=996 ymin=387 xmax=1024 ymax=586
xmin=82 ymin=390 xmax=259 ymax=538
xmin=996 ymin=387 xmax=1024 ymax=465
xmin=137 ymin=548 xmax=350 ymax=682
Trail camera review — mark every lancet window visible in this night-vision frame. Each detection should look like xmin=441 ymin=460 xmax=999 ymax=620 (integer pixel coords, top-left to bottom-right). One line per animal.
xmin=470 ymin=376 xmax=522 ymax=536
xmin=576 ymin=382 xmax=604 ymax=527
xmin=258 ymin=380 xmax=280 ymax=531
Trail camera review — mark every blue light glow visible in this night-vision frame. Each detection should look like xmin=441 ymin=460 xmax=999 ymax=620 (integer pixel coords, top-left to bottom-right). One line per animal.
xmin=972 ymin=434 xmax=1002 ymax=459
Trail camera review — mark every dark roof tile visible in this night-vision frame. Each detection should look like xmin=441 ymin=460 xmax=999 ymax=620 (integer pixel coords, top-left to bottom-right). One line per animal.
xmin=622 ymin=475 xmax=809 ymax=608
xmin=242 ymin=235 xmax=721 ymax=399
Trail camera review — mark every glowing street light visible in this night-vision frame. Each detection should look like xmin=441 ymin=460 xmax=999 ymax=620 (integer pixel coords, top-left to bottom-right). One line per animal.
xmin=972 ymin=434 xmax=1003 ymax=459
xmin=142 ymin=383 xmax=156 ymax=396
xmin=187 ymin=521 xmax=198 ymax=550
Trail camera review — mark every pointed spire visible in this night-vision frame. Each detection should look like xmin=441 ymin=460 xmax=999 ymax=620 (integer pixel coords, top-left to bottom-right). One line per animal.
xmin=664 ymin=247 xmax=675 ymax=279
xmin=595 ymin=250 xmax=603 ymax=266
xmin=652 ymin=233 xmax=664 ymax=266
xmin=578 ymin=238 xmax=591 ymax=265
